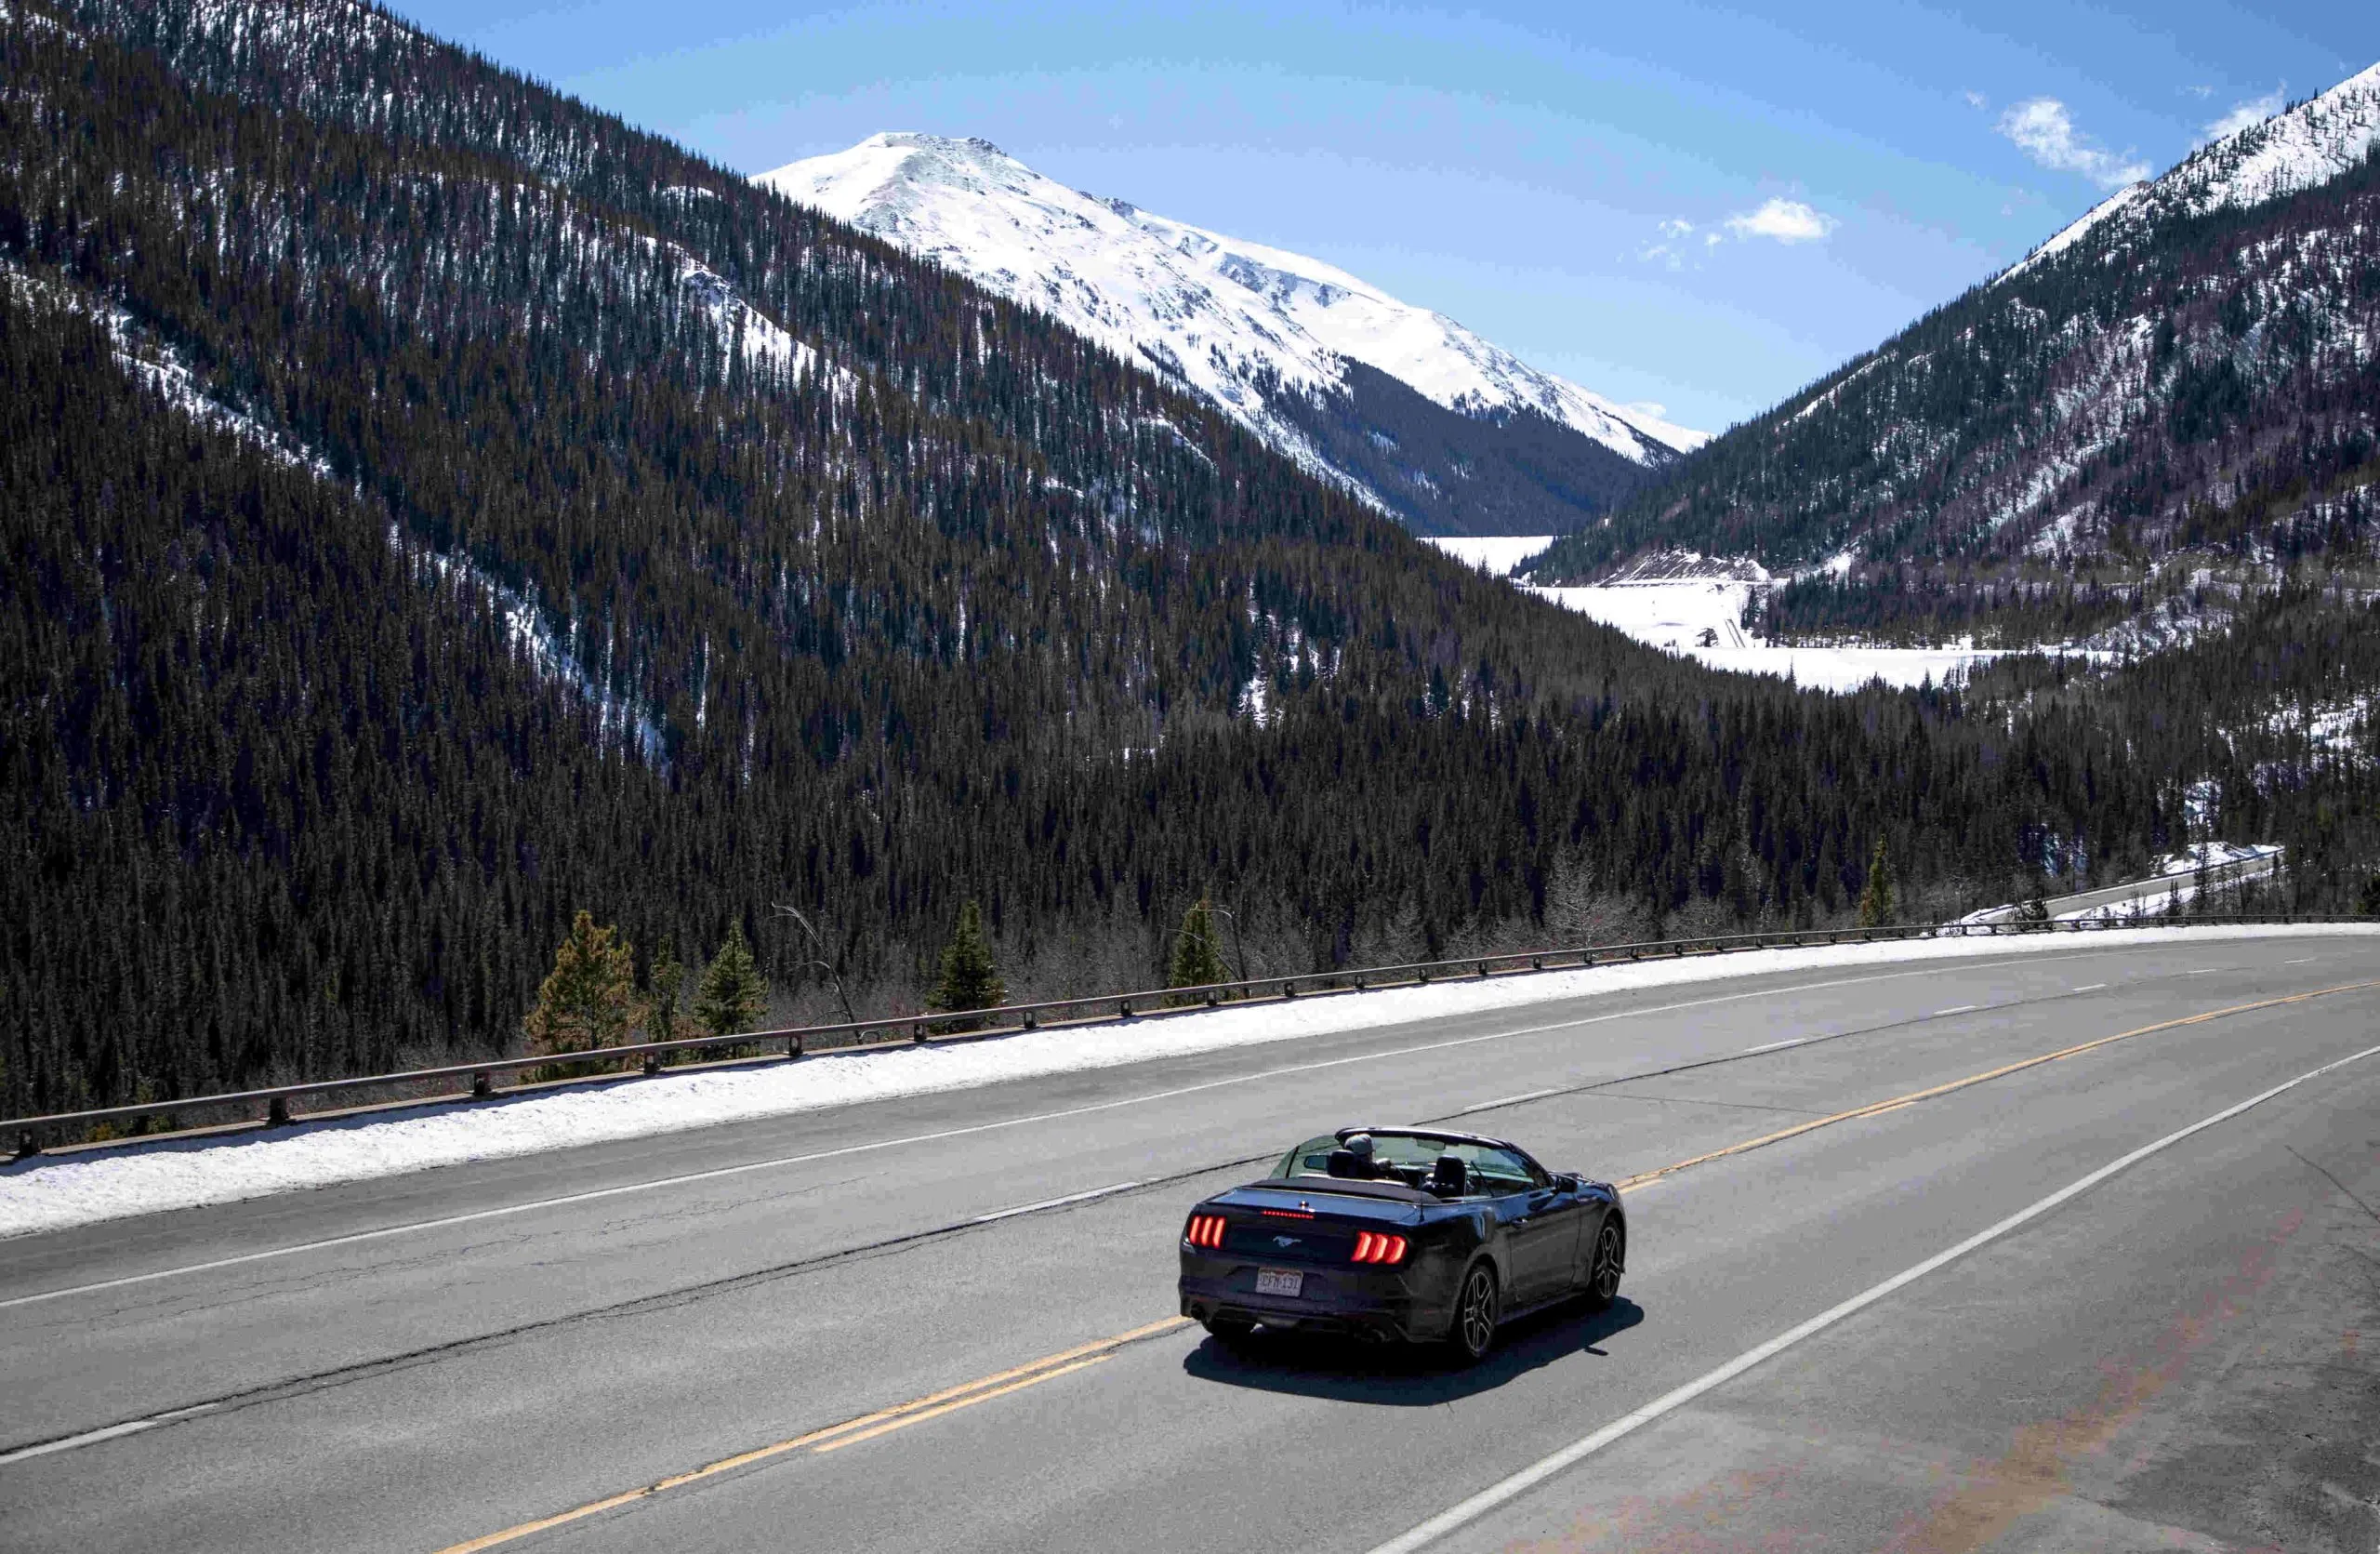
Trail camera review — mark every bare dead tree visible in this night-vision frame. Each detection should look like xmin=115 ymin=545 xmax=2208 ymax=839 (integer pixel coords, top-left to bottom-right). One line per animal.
xmin=772 ymin=903 xmax=859 ymax=1027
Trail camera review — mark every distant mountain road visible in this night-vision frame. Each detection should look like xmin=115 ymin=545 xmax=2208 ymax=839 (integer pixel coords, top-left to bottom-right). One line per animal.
xmin=4 ymin=932 xmax=2376 ymax=1554
xmin=1968 ymin=847 xmax=2285 ymax=923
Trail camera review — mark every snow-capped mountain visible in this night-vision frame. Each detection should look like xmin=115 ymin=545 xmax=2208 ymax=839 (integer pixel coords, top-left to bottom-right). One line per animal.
xmin=1525 ymin=58 xmax=2380 ymax=651
xmin=2004 ymin=61 xmax=2380 ymax=281
xmin=759 ymin=134 xmax=1703 ymax=536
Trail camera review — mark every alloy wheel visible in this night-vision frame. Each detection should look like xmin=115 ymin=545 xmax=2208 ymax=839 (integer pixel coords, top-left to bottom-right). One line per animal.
xmin=1457 ymin=1266 xmax=1499 ymax=1360
xmin=1587 ymin=1221 xmax=1624 ymax=1308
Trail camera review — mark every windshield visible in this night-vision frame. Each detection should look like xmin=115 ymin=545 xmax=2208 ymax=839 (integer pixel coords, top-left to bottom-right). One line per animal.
xmin=1269 ymin=1133 xmax=1543 ymax=1195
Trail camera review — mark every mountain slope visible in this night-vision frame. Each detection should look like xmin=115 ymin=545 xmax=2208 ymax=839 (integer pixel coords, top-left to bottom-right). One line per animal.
xmin=1527 ymin=63 xmax=2380 ymax=648
xmin=10 ymin=0 xmax=2373 ymax=1122
xmin=760 ymin=133 xmax=1700 ymax=536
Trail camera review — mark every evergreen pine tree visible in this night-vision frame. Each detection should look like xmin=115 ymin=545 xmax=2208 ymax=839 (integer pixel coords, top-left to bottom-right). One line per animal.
xmin=648 ymin=935 xmax=685 ymax=1041
xmin=1857 ymin=840 xmax=1897 ymax=927
xmin=523 ymin=910 xmax=641 ymax=1056
xmin=1168 ymin=898 xmax=1231 ymax=997
xmin=930 ymin=900 xmax=1005 ymax=1024
xmin=694 ymin=922 xmax=769 ymax=1038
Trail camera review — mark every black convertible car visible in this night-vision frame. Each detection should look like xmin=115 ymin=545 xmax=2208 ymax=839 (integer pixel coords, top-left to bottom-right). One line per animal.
xmin=1178 ymin=1126 xmax=1625 ymax=1361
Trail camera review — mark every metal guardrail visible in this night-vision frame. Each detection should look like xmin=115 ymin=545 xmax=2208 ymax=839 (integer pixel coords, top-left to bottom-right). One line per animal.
xmin=6 ymin=912 xmax=2366 ymax=1158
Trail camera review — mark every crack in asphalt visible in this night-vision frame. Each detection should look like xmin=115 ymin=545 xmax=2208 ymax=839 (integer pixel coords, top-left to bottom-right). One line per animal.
xmin=0 ymin=1148 xmax=1282 ymax=1462
xmin=2286 ymin=1147 xmax=2380 ymax=1228
xmin=0 ymin=963 xmax=2320 ymax=1465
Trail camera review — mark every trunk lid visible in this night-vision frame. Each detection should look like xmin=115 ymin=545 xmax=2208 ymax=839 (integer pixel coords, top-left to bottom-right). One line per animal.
xmin=1206 ymin=1183 xmax=1421 ymax=1265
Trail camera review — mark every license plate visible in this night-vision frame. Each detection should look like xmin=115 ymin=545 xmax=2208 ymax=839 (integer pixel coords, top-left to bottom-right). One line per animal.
xmin=1255 ymin=1268 xmax=1303 ymax=1298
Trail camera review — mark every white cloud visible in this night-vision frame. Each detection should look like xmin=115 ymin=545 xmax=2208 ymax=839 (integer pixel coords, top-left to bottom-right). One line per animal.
xmin=2201 ymin=87 xmax=2284 ymax=143
xmin=1996 ymin=98 xmax=2150 ymax=189
xmin=1725 ymin=197 xmax=1835 ymax=244
xmin=1964 ymin=89 xmax=1988 ymax=110
xmin=1657 ymin=217 xmax=1695 ymax=239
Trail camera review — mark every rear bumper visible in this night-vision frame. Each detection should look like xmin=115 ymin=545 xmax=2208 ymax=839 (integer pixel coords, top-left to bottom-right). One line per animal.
xmin=1178 ymin=1259 xmax=1446 ymax=1343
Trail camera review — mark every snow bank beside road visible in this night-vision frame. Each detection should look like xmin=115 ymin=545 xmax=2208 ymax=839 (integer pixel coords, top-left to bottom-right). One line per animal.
xmin=5 ymin=924 xmax=2371 ymax=1239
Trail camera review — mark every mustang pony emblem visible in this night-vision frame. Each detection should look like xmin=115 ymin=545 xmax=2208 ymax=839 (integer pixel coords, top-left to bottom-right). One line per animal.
xmin=1272 ymin=1235 xmax=1301 ymax=1247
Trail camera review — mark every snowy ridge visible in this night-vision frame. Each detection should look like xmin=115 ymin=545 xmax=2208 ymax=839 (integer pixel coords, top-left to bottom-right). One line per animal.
xmin=2003 ymin=61 xmax=2380 ymax=282
xmin=758 ymin=134 xmax=1703 ymax=478
xmin=7 ymin=260 xmax=672 ymax=764
xmin=2002 ymin=181 xmax=2149 ymax=280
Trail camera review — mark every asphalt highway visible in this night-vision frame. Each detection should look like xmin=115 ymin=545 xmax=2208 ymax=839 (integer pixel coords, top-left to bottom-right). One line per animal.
xmin=4 ymin=931 xmax=2377 ymax=1554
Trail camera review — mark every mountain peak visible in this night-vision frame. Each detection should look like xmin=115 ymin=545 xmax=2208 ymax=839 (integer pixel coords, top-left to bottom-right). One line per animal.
xmin=2005 ymin=60 xmax=2380 ymax=282
xmin=757 ymin=135 xmax=1706 ymax=502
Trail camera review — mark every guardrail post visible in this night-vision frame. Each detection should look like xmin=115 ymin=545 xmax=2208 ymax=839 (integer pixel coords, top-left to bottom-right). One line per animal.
xmin=1354 ymin=975 xmax=1367 ymax=990
xmin=472 ymin=1071 xmax=493 ymax=1099
xmin=1023 ymin=1011 xmax=1038 ymax=1029
xmin=787 ymin=1034 xmax=804 ymax=1058
xmin=1281 ymin=981 xmax=1296 ymax=998
xmin=912 ymin=1022 xmax=927 ymax=1043
xmin=14 ymin=1130 xmax=36 ymax=1160
xmin=1476 ymin=962 xmax=1489 ymax=977
xmin=268 ymin=1096 xmax=293 ymax=1127
xmin=642 ymin=1054 xmax=661 ymax=1077
xmin=1118 ymin=1001 xmax=1133 ymax=1018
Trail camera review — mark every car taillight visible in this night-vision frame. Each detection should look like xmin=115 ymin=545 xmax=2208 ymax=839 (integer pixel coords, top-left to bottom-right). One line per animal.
xmin=1183 ymin=1214 xmax=1226 ymax=1249
xmin=1350 ymin=1232 xmax=1408 ymax=1265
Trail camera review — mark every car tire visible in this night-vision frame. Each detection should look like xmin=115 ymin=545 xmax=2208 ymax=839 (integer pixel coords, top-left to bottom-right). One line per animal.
xmin=1449 ymin=1261 xmax=1500 ymax=1363
xmin=1583 ymin=1218 xmax=1625 ymax=1311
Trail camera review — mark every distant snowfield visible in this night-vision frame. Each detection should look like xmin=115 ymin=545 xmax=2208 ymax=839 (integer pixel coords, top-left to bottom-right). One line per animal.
xmin=5 ymin=924 xmax=2369 ymax=1239
xmin=1422 ymin=536 xmax=2006 ymax=691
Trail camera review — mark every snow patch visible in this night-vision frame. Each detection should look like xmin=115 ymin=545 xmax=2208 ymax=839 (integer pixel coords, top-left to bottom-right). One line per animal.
xmin=1420 ymin=535 xmax=1556 ymax=576
xmin=5 ymin=924 xmax=2368 ymax=1238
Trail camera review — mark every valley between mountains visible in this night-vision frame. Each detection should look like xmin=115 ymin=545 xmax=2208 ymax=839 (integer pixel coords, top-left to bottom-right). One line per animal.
xmin=0 ymin=0 xmax=2374 ymax=1133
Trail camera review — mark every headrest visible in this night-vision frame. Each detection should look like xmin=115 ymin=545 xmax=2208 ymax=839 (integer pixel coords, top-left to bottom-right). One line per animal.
xmin=1325 ymin=1148 xmax=1361 ymax=1178
xmin=1429 ymin=1154 xmax=1468 ymax=1196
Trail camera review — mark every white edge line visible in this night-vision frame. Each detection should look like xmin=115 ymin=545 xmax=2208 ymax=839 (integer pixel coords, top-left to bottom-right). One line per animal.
xmin=969 ymin=1181 xmax=1144 ymax=1224
xmin=1363 ymin=1038 xmax=2380 ymax=1554
xmin=2072 ymin=983 xmax=2109 ymax=992
xmin=0 ymin=1404 xmax=217 ymax=1468
xmin=1 ymin=958 xmax=2061 ymax=1311
xmin=1739 ymin=1038 xmax=1808 ymax=1055
xmin=1457 ymin=1088 xmax=1565 ymax=1115
xmin=1932 ymin=1004 xmax=1979 ymax=1016
xmin=6 ymin=937 xmax=2312 ymax=1309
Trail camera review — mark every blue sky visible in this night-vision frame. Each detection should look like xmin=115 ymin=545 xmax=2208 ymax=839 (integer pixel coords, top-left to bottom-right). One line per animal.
xmin=393 ymin=0 xmax=2365 ymax=434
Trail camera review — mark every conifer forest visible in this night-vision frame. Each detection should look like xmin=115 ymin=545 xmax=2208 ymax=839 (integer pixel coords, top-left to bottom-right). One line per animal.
xmin=2 ymin=0 xmax=2374 ymax=1118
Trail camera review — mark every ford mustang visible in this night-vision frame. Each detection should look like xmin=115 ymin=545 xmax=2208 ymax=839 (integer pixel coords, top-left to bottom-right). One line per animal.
xmin=1178 ymin=1126 xmax=1626 ymax=1361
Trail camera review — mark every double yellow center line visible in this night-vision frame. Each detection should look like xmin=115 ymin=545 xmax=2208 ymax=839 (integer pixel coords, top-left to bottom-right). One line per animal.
xmin=1614 ymin=979 xmax=2376 ymax=1189
xmin=435 ymin=1317 xmax=1194 ymax=1551
xmin=436 ymin=976 xmax=2378 ymax=1551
